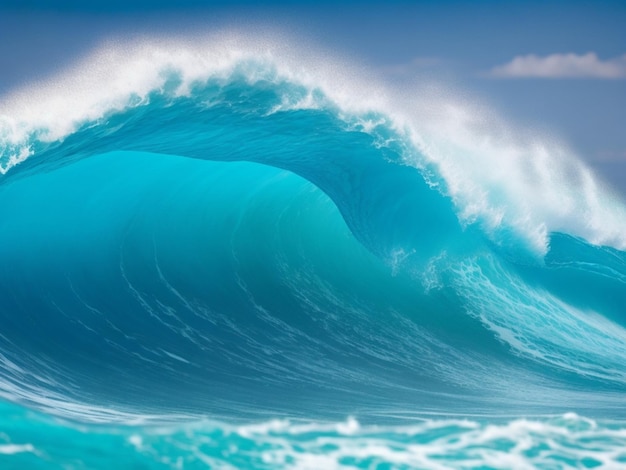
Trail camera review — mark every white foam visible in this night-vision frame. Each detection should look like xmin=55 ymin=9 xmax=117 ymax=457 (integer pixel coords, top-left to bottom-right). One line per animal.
xmin=0 ymin=443 xmax=36 ymax=455
xmin=2 ymin=405 xmax=625 ymax=468
xmin=1 ymin=30 xmax=625 ymax=252
xmin=0 ymin=31 xmax=384 ymax=152
xmin=219 ymin=415 xmax=626 ymax=469
xmin=393 ymin=86 xmax=626 ymax=253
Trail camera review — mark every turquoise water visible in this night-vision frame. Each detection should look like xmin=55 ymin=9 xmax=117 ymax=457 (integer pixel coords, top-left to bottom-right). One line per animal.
xmin=1 ymin=39 xmax=625 ymax=468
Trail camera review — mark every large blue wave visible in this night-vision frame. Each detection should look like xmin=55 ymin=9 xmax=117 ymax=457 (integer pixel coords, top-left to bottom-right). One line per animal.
xmin=1 ymin=37 xmax=625 ymax=468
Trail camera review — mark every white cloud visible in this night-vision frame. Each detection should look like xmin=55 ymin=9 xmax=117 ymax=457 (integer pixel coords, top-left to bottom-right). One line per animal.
xmin=489 ymin=52 xmax=626 ymax=79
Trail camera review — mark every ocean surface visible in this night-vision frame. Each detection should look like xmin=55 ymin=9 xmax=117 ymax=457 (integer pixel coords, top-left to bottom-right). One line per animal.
xmin=1 ymin=36 xmax=625 ymax=468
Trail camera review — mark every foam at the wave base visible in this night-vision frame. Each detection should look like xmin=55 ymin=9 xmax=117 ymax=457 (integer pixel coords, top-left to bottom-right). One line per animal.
xmin=1 ymin=402 xmax=625 ymax=470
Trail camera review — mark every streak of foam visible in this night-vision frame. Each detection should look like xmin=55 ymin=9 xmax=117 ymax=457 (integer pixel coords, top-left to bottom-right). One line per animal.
xmin=0 ymin=444 xmax=36 ymax=455
xmin=452 ymin=255 xmax=626 ymax=383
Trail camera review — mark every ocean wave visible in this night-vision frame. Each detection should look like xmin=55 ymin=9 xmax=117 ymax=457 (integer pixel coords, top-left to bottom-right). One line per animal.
xmin=0 ymin=34 xmax=625 ymax=427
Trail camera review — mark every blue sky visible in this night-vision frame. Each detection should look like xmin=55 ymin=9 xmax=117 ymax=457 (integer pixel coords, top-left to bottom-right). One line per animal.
xmin=1 ymin=0 xmax=625 ymax=193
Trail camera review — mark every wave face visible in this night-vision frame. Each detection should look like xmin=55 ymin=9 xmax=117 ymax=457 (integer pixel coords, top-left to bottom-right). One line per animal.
xmin=1 ymin=38 xmax=626 ymax=468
